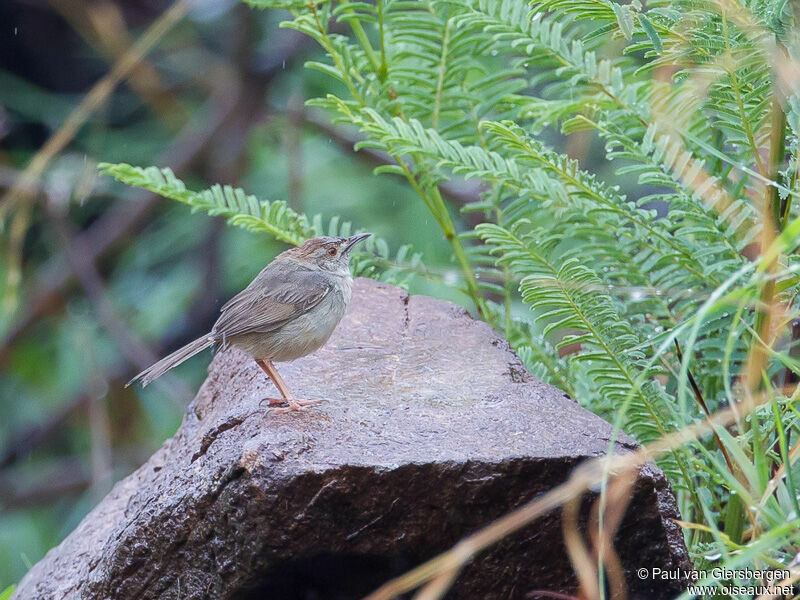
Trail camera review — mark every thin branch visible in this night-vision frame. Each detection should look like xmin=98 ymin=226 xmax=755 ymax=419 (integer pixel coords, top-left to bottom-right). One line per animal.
xmin=0 ymin=284 xmax=220 ymax=471
xmin=0 ymin=30 xmax=312 ymax=364
xmin=47 ymin=207 xmax=193 ymax=402
xmin=0 ymin=82 xmax=239 ymax=367
xmin=0 ymin=460 xmax=92 ymax=510
xmin=0 ymin=0 xmax=195 ymax=217
xmin=673 ymin=339 xmax=736 ymax=474
xmin=46 ymin=0 xmax=186 ymax=126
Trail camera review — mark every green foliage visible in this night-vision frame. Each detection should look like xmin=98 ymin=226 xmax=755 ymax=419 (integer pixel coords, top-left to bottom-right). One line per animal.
xmin=97 ymin=0 xmax=800 ymax=592
xmin=228 ymin=0 xmax=800 ymax=589
xmin=0 ymin=585 xmax=15 ymax=600
xmin=98 ymin=163 xmax=310 ymax=245
xmin=477 ymin=222 xmax=676 ymax=440
xmin=98 ymin=162 xmax=424 ymax=286
xmin=0 ymin=3 xmax=444 ymax=587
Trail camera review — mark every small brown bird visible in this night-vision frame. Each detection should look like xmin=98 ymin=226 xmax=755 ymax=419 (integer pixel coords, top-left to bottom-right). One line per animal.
xmin=128 ymin=233 xmax=371 ymax=411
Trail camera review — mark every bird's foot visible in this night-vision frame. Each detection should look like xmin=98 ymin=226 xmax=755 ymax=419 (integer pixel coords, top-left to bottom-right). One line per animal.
xmin=260 ymin=397 xmax=322 ymax=413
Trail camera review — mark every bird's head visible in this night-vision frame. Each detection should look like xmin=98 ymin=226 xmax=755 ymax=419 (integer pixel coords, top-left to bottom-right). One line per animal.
xmin=287 ymin=233 xmax=372 ymax=273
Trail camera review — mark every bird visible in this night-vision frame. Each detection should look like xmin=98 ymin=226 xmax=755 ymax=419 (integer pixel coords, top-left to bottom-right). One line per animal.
xmin=127 ymin=233 xmax=372 ymax=412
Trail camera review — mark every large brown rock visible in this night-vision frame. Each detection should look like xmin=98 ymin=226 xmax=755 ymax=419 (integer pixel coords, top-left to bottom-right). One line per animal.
xmin=13 ymin=278 xmax=690 ymax=600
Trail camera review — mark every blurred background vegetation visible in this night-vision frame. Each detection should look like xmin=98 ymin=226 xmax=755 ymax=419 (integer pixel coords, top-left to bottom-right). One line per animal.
xmin=3 ymin=0 xmax=603 ymax=586
xmin=0 ymin=0 xmax=487 ymax=585
xmin=4 ymin=0 xmax=799 ymax=596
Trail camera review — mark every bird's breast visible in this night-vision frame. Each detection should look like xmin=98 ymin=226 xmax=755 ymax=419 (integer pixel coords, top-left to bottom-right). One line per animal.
xmin=245 ymin=278 xmax=351 ymax=362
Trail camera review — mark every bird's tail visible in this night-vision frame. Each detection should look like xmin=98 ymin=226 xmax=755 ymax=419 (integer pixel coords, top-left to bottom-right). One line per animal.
xmin=127 ymin=335 xmax=215 ymax=387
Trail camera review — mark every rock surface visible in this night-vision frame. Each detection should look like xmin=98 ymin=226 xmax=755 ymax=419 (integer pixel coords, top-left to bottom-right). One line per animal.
xmin=13 ymin=278 xmax=690 ymax=600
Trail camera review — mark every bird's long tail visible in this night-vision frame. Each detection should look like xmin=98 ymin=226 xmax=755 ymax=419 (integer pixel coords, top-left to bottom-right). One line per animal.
xmin=127 ymin=335 xmax=215 ymax=387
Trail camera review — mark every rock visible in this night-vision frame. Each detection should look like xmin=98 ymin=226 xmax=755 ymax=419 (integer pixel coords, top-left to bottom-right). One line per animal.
xmin=13 ymin=279 xmax=690 ymax=600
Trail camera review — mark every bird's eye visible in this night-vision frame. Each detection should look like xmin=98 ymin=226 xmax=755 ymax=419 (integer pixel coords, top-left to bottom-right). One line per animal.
xmin=327 ymin=247 xmax=338 ymax=257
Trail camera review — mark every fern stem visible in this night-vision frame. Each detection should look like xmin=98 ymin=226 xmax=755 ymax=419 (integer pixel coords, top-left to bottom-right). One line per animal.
xmin=338 ymin=0 xmax=382 ymax=77
xmin=376 ymin=0 xmax=388 ymax=81
xmin=768 ymin=97 xmax=787 ymax=228
xmin=493 ymin=189 xmax=513 ymax=340
xmin=396 ymin=158 xmax=489 ymax=318
xmin=432 ymin=19 xmax=452 ymax=131
xmin=309 ymin=3 xmax=364 ymax=103
xmin=745 ymin=93 xmax=785 ymax=407
xmin=307 ymin=12 xmax=488 ymax=318
xmin=722 ymin=13 xmax=766 ymax=176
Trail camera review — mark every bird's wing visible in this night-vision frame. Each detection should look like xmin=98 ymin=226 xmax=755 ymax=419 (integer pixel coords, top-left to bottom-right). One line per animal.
xmin=212 ymin=265 xmax=332 ymax=341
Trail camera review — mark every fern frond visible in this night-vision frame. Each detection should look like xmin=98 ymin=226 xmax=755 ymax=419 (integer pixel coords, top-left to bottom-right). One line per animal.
xmin=98 ymin=163 xmax=311 ymax=245
xmin=477 ymin=221 xmax=691 ymax=484
xmin=477 ymin=222 xmax=678 ymax=439
xmin=98 ymin=163 xmax=425 ymax=287
xmin=384 ymin=1 xmax=527 ymax=140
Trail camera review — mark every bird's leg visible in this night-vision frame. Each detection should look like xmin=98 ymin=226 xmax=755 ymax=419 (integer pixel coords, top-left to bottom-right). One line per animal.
xmin=256 ymin=359 xmax=321 ymax=412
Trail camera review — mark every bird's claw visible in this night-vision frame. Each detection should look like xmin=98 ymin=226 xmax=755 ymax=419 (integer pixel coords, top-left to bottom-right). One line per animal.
xmin=260 ymin=397 xmax=322 ymax=412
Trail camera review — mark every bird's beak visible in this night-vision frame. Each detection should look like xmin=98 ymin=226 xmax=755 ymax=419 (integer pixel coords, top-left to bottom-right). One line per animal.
xmin=343 ymin=232 xmax=371 ymax=254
